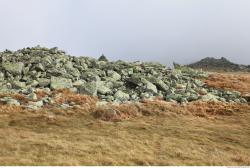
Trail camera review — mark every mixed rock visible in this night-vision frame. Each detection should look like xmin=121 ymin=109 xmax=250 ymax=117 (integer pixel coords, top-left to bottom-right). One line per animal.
xmin=0 ymin=46 xmax=247 ymax=109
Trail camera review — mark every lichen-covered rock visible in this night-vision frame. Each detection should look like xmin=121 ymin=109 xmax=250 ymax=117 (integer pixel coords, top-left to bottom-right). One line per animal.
xmin=78 ymin=82 xmax=98 ymax=96
xmin=38 ymin=78 xmax=50 ymax=87
xmin=2 ymin=62 xmax=24 ymax=75
xmin=114 ymin=90 xmax=130 ymax=101
xmin=107 ymin=70 xmax=121 ymax=81
xmin=97 ymin=84 xmax=112 ymax=95
xmin=11 ymin=81 xmax=26 ymax=89
xmin=144 ymin=81 xmax=158 ymax=94
xmin=50 ymin=77 xmax=72 ymax=90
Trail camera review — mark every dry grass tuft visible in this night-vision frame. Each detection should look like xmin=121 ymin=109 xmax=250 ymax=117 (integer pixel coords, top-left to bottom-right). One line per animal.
xmin=204 ymin=72 xmax=250 ymax=95
xmin=52 ymin=89 xmax=97 ymax=107
xmin=0 ymin=104 xmax=26 ymax=114
xmin=93 ymin=100 xmax=250 ymax=121
xmin=0 ymin=93 xmax=30 ymax=104
xmin=35 ymin=90 xmax=48 ymax=100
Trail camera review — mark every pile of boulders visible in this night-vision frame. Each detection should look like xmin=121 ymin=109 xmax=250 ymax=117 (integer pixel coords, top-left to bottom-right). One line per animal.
xmin=0 ymin=46 xmax=247 ymax=109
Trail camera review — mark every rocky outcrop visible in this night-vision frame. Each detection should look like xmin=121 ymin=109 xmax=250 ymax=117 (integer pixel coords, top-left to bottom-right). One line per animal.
xmin=187 ymin=57 xmax=250 ymax=72
xmin=0 ymin=46 xmax=247 ymax=107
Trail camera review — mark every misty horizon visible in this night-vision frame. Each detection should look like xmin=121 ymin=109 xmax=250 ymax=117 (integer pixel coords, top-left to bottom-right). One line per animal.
xmin=0 ymin=0 xmax=250 ymax=66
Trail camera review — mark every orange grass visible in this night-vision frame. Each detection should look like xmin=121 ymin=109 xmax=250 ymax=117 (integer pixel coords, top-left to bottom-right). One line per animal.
xmin=204 ymin=72 xmax=250 ymax=95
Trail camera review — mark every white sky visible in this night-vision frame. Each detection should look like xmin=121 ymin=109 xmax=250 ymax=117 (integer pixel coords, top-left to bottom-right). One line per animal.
xmin=0 ymin=0 xmax=250 ymax=65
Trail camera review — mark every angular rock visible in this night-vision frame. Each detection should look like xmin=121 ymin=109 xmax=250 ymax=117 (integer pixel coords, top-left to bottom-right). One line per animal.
xmin=114 ymin=90 xmax=130 ymax=101
xmin=78 ymin=82 xmax=97 ymax=96
xmin=50 ymin=76 xmax=72 ymax=90
xmin=11 ymin=81 xmax=26 ymax=89
xmin=97 ymin=85 xmax=112 ymax=95
xmin=38 ymin=78 xmax=50 ymax=87
xmin=107 ymin=70 xmax=121 ymax=81
xmin=2 ymin=62 xmax=24 ymax=75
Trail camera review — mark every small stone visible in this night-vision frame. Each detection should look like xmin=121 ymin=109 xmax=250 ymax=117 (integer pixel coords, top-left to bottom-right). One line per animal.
xmin=28 ymin=100 xmax=43 ymax=108
xmin=60 ymin=103 xmax=71 ymax=109
xmin=28 ymin=93 xmax=37 ymax=100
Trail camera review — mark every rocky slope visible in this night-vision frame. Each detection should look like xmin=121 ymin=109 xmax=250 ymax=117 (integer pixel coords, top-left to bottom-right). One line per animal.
xmin=0 ymin=46 xmax=247 ymax=109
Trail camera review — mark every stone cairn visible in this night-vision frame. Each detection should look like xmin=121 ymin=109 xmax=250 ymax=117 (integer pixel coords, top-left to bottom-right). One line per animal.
xmin=0 ymin=46 xmax=247 ymax=109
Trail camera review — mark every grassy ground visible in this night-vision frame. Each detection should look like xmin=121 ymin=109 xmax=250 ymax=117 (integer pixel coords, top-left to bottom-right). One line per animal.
xmin=0 ymin=72 xmax=249 ymax=165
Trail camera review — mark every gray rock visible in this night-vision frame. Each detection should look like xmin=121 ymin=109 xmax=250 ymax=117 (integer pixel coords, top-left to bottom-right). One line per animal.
xmin=50 ymin=76 xmax=72 ymax=90
xmin=0 ymin=97 xmax=20 ymax=106
xmin=33 ymin=63 xmax=45 ymax=72
xmin=78 ymin=82 xmax=98 ymax=96
xmin=2 ymin=62 xmax=24 ymax=75
xmin=201 ymin=93 xmax=219 ymax=102
xmin=11 ymin=81 xmax=26 ymax=89
xmin=144 ymin=81 xmax=158 ymax=94
xmin=38 ymin=78 xmax=50 ymax=87
xmin=72 ymin=80 xmax=85 ymax=87
xmin=114 ymin=90 xmax=130 ymax=101
xmin=107 ymin=70 xmax=121 ymax=81
xmin=27 ymin=93 xmax=37 ymax=100
xmin=147 ymin=77 xmax=169 ymax=91
xmin=0 ymin=72 xmax=5 ymax=81
xmin=28 ymin=100 xmax=44 ymax=108
xmin=97 ymin=85 xmax=112 ymax=95
xmin=60 ymin=103 xmax=71 ymax=109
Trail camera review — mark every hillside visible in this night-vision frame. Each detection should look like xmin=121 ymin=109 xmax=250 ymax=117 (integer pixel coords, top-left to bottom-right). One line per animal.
xmin=0 ymin=46 xmax=249 ymax=165
xmin=188 ymin=57 xmax=250 ymax=72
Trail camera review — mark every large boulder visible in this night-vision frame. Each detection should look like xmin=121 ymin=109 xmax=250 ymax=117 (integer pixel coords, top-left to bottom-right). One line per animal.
xmin=50 ymin=76 xmax=72 ymax=90
xmin=144 ymin=81 xmax=158 ymax=94
xmin=97 ymin=85 xmax=112 ymax=95
xmin=78 ymin=82 xmax=98 ymax=96
xmin=107 ymin=70 xmax=121 ymax=81
xmin=2 ymin=62 xmax=24 ymax=75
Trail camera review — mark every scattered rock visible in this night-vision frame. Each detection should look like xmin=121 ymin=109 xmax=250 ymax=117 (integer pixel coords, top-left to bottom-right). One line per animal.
xmin=0 ymin=97 xmax=20 ymax=106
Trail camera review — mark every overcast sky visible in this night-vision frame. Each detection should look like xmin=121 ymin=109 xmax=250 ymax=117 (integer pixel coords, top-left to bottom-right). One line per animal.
xmin=0 ymin=0 xmax=250 ymax=65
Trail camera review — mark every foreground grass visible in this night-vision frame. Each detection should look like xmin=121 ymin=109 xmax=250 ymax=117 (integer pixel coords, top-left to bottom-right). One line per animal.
xmin=0 ymin=71 xmax=249 ymax=165
xmin=0 ymin=102 xmax=249 ymax=165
